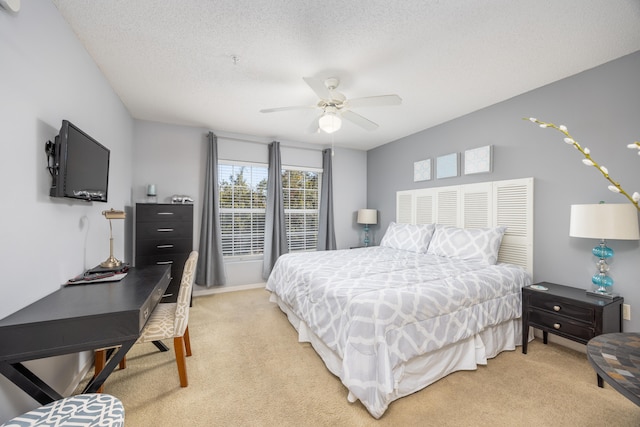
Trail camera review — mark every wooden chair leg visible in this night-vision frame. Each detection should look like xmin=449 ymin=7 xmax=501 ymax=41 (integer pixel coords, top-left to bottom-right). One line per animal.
xmin=174 ymin=336 xmax=188 ymax=387
xmin=119 ymin=356 xmax=126 ymax=370
xmin=94 ymin=350 xmax=106 ymax=393
xmin=184 ymin=326 xmax=192 ymax=357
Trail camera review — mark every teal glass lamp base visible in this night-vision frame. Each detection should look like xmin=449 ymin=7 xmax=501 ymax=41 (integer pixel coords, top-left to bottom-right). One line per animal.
xmin=363 ymin=225 xmax=370 ymax=247
xmin=586 ymin=240 xmax=616 ymax=299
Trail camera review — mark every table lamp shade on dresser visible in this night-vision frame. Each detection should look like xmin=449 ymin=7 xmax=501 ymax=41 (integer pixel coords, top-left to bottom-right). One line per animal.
xmin=569 ymin=203 xmax=640 ymax=297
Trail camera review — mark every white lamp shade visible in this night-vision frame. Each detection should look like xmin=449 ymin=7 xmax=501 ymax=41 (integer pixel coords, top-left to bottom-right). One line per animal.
xmin=569 ymin=203 xmax=640 ymax=240
xmin=318 ymin=113 xmax=342 ymax=134
xmin=357 ymin=209 xmax=377 ymax=225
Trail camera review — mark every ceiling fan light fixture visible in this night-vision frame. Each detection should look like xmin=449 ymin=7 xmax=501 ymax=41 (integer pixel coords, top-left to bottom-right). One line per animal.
xmin=319 ymin=112 xmax=342 ymax=134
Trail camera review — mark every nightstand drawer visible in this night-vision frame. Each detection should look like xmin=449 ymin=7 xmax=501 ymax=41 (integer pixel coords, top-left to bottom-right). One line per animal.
xmin=528 ymin=310 xmax=595 ymax=342
xmin=528 ymin=293 xmax=594 ymax=323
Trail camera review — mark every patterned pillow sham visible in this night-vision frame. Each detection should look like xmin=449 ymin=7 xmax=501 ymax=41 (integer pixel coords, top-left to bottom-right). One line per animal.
xmin=426 ymin=225 xmax=507 ymax=265
xmin=379 ymin=222 xmax=436 ymax=253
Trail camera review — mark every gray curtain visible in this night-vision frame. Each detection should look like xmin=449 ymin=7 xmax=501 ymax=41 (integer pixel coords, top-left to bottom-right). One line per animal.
xmin=196 ymin=132 xmax=226 ymax=287
xmin=262 ymin=141 xmax=288 ymax=280
xmin=317 ymin=148 xmax=336 ymax=250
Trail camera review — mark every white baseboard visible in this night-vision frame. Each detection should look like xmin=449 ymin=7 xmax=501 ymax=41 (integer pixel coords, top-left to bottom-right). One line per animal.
xmin=193 ymin=282 xmax=266 ymax=297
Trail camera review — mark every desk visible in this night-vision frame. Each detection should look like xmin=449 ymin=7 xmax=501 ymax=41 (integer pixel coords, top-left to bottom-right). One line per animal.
xmin=0 ymin=265 xmax=170 ymax=405
xmin=587 ymin=332 xmax=640 ymax=406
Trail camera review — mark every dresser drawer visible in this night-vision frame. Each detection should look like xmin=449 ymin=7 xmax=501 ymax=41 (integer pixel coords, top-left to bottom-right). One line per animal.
xmin=136 ymin=238 xmax=192 ymax=257
xmin=528 ymin=293 xmax=594 ymax=323
xmin=528 ymin=310 xmax=595 ymax=342
xmin=136 ymin=221 xmax=192 ymax=240
xmin=136 ymin=253 xmax=189 ymax=268
xmin=137 ymin=204 xmax=193 ymax=222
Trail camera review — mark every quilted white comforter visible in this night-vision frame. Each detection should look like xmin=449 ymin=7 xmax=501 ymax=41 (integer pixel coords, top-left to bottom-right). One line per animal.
xmin=265 ymin=246 xmax=530 ymax=418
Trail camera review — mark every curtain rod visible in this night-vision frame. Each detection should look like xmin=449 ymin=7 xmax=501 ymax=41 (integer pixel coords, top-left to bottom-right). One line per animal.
xmin=215 ymin=134 xmax=327 ymax=152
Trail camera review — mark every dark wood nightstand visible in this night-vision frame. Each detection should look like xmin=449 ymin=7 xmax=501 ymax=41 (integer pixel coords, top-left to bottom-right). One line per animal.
xmin=522 ymin=282 xmax=623 ymax=386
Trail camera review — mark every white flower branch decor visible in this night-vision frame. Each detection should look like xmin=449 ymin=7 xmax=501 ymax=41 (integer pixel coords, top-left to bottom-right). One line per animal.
xmin=526 ymin=118 xmax=640 ymax=212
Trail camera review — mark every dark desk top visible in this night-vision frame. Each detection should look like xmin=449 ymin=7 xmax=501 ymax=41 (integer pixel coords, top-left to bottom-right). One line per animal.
xmin=587 ymin=332 xmax=640 ymax=406
xmin=0 ymin=265 xmax=171 ymax=362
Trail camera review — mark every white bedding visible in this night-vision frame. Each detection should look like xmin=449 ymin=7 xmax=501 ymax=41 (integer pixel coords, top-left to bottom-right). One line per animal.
xmin=265 ymin=246 xmax=531 ymax=418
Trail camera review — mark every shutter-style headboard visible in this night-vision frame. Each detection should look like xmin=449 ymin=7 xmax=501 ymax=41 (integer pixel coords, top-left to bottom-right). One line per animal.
xmin=396 ymin=177 xmax=533 ymax=274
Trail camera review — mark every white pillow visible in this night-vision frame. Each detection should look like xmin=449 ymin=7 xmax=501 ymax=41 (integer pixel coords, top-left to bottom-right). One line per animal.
xmin=426 ymin=225 xmax=507 ymax=265
xmin=379 ymin=222 xmax=436 ymax=253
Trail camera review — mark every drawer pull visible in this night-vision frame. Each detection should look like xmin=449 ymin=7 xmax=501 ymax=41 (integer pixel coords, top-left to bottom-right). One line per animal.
xmin=143 ymin=307 xmax=149 ymax=319
xmin=157 ymin=244 xmax=174 ymax=249
xmin=156 ymin=261 xmax=173 ymax=265
xmin=553 ymin=323 xmax=561 ymax=329
xmin=157 ymin=212 xmax=175 ymax=216
xmin=157 ymin=228 xmax=174 ymax=232
xmin=553 ymin=305 xmax=561 ymax=312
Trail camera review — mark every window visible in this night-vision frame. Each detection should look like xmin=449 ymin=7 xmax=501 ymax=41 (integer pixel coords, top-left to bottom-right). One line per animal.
xmin=282 ymin=169 xmax=319 ymax=252
xmin=219 ymin=163 xmax=268 ymax=257
xmin=219 ymin=163 xmax=320 ymax=257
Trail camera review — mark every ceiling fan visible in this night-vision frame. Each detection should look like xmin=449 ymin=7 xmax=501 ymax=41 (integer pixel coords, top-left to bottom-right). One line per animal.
xmin=260 ymin=77 xmax=402 ymax=134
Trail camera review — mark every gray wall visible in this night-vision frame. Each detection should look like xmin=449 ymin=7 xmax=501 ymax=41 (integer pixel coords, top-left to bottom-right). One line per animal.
xmin=132 ymin=123 xmax=368 ymax=289
xmin=368 ymin=50 xmax=640 ymax=329
xmin=0 ymin=2 xmax=134 ymax=421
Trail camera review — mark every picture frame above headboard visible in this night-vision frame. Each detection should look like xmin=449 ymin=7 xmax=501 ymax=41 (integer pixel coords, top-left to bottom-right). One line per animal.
xmin=396 ymin=177 xmax=534 ymax=275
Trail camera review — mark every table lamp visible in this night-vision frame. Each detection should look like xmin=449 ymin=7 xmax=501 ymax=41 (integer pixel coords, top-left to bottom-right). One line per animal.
xmin=357 ymin=209 xmax=378 ymax=247
xmin=100 ymin=208 xmax=126 ymax=268
xmin=569 ymin=203 xmax=640 ymax=297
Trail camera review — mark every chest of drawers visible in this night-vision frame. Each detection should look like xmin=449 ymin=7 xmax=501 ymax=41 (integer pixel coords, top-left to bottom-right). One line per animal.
xmin=135 ymin=203 xmax=194 ymax=302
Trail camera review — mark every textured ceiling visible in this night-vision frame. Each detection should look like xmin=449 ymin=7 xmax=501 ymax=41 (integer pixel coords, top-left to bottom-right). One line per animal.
xmin=51 ymin=0 xmax=640 ymax=150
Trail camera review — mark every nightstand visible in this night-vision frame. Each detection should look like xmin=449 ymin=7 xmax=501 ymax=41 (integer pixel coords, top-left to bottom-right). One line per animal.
xmin=522 ymin=282 xmax=623 ymax=387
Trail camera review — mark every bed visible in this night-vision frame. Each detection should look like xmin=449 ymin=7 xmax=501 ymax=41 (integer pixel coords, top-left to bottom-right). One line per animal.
xmin=265 ymin=178 xmax=534 ymax=418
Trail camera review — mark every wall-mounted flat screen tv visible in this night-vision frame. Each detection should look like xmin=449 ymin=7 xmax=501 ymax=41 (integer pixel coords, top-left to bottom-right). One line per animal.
xmin=48 ymin=120 xmax=110 ymax=202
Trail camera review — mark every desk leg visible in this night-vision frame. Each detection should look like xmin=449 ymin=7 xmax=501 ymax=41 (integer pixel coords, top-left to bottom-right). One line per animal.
xmin=84 ymin=339 xmax=136 ymax=393
xmin=152 ymin=340 xmax=169 ymax=352
xmin=597 ymin=374 xmax=604 ymax=388
xmin=0 ymin=362 xmax=63 ymax=405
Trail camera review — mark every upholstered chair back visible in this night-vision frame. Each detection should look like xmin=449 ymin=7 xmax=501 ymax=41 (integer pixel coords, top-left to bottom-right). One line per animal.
xmin=174 ymin=251 xmax=198 ymax=337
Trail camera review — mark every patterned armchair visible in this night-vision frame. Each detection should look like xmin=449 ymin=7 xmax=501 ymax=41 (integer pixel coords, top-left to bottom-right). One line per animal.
xmin=1 ymin=394 xmax=124 ymax=427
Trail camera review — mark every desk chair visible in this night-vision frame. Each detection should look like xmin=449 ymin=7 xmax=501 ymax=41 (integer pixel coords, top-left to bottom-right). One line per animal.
xmin=135 ymin=250 xmax=198 ymax=387
xmin=94 ymin=251 xmax=198 ymax=389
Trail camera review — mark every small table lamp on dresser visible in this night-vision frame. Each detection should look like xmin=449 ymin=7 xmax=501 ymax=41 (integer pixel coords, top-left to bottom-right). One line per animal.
xmin=357 ymin=209 xmax=378 ymax=247
xmin=569 ymin=203 xmax=640 ymax=297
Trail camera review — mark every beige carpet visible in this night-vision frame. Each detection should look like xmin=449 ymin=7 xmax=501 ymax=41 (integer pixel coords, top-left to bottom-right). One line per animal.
xmin=89 ymin=289 xmax=639 ymax=426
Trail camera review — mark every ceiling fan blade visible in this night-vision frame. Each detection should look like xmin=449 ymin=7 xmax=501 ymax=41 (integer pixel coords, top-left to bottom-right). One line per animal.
xmin=346 ymin=94 xmax=402 ymax=109
xmin=307 ymin=115 xmax=321 ymax=134
xmin=341 ymin=110 xmax=378 ymax=131
xmin=303 ymin=77 xmax=331 ymax=100
xmin=259 ymin=105 xmax=315 ymax=113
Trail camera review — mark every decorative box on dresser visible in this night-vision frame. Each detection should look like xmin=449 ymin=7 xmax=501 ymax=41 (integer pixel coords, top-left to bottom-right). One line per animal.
xmin=135 ymin=203 xmax=194 ymax=303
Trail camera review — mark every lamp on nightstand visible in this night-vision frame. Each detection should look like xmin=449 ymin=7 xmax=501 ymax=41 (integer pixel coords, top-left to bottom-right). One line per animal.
xmin=569 ymin=203 xmax=639 ymax=298
xmin=357 ymin=209 xmax=377 ymax=247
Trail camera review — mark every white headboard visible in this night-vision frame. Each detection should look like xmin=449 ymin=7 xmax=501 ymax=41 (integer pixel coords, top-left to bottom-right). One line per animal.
xmin=396 ymin=177 xmax=534 ymax=274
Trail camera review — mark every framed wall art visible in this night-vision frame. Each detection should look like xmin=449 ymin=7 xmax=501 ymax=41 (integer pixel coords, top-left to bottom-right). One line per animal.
xmin=413 ymin=159 xmax=432 ymax=182
xmin=436 ymin=153 xmax=459 ymax=179
xmin=464 ymin=145 xmax=492 ymax=175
